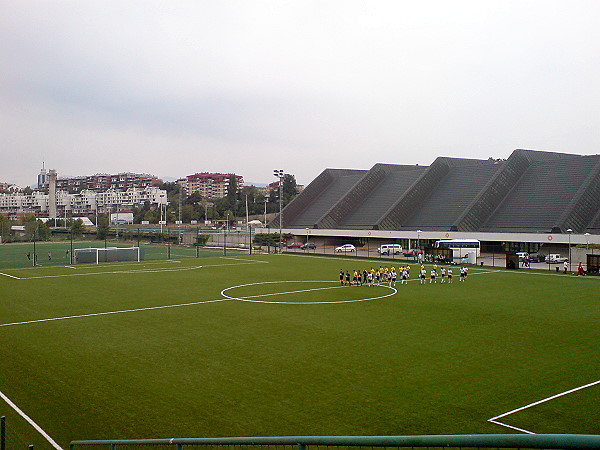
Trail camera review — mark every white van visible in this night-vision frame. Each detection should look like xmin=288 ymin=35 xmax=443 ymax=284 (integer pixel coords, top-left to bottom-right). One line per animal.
xmin=377 ymin=244 xmax=402 ymax=255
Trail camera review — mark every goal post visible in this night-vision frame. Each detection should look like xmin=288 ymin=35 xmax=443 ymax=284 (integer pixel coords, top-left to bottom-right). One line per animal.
xmin=74 ymin=247 xmax=142 ymax=264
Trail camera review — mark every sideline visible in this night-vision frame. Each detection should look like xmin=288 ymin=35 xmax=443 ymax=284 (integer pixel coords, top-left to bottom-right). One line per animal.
xmin=487 ymin=379 xmax=600 ymax=434
xmin=0 ymin=389 xmax=63 ymax=449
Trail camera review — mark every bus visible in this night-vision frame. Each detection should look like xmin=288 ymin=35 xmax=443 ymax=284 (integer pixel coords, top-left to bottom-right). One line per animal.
xmin=434 ymin=239 xmax=481 ymax=260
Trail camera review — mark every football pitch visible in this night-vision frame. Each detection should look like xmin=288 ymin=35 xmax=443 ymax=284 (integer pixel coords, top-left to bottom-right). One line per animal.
xmin=0 ymin=253 xmax=598 ymax=449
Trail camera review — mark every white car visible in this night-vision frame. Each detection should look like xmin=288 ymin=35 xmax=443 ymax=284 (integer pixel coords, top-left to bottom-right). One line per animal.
xmin=335 ymin=244 xmax=356 ymax=253
xmin=378 ymin=244 xmax=403 ymax=255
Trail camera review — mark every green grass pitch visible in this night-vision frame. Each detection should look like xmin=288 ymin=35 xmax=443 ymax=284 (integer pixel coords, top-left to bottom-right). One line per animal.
xmin=0 ymin=254 xmax=598 ymax=448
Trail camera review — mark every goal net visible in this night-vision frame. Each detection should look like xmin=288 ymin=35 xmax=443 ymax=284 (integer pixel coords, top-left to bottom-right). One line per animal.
xmin=74 ymin=247 xmax=142 ymax=264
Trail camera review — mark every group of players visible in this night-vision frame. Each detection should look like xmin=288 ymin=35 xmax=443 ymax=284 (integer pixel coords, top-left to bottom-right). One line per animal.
xmin=339 ymin=264 xmax=469 ymax=287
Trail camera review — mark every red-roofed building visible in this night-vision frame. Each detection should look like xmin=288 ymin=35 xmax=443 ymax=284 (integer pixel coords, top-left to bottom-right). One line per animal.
xmin=179 ymin=173 xmax=244 ymax=199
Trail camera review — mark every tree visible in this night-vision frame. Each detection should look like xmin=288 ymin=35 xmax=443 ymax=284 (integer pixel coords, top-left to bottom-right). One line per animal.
xmin=97 ymin=215 xmax=110 ymax=240
xmin=181 ymin=204 xmax=199 ymax=222
xmin=223 ymin=209 xmax=235 ymax=227
xmin=22 ymin=216 xmax=50 ymax=241
xmin=226 ymin=175 xmax=238 ymax=213
xmin=268 ymin=173 xmax=299 ymax=212
xmin=0 ymin=215 xmax=12 ymax=242
xmin=143 ymin=210 xmax=158 ymax=223
xmin=69 ymin=218 xmax=85 ymax=237
xmin=282 ymin=173 xmax=299 ymax=204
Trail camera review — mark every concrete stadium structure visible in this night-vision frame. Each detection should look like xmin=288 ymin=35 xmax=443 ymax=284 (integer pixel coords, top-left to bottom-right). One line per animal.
xmin=265 ymin=149 xmax=600 ymax=253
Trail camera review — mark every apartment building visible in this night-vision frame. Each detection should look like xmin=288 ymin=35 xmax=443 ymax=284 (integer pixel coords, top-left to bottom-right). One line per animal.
xmin=0 ymin=187 xmax=167 ymax=220
xmin=178 ymin=173 xmax=244 ymax=198
xmin=41 ymin=172 xmax=161 ymax=193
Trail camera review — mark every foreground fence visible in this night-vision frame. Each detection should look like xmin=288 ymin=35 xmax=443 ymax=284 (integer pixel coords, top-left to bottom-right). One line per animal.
xmin=0 ymin=416 xmax=36 ymax=449
xmin=70 ymin=434 xmax=600 ymax=450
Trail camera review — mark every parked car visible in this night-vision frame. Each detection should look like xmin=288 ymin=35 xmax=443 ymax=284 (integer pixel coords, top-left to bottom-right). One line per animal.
xmin=301 ymin=242 xmax=316 ymax=250
xmin=378 ymin=244 xmax=402 ymax=255
xmin=516 ymin=252 xmax=529 ymax=260
xmin=403 ymin=249 xmax=423 ymax=257
xmin=529 ymin=252 xmax=545 ymax=263
xmin=546 ymin=253 xmax=568 ymax=263
xmin=287 ymin=242 xmax=303 ymax=248
xmin=335 ymin=244 xmax=356 ymax=253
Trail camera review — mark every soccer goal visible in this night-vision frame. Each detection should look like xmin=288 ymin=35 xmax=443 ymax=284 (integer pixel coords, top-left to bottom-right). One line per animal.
xmin=74 ymin=247 xmax=142 ymax=264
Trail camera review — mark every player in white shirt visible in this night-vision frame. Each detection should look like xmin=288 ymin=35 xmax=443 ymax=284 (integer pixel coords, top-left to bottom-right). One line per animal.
xmin=430 ymin=269 xmax=437 ymax=283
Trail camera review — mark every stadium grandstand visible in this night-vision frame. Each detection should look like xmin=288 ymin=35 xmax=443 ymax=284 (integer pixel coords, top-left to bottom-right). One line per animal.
xmin=273 ymin=149 xmax=600 ymax=235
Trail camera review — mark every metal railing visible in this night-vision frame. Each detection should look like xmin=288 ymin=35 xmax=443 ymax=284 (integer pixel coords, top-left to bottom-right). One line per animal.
xmin=70 ymin=434 xmax=600 ymax=449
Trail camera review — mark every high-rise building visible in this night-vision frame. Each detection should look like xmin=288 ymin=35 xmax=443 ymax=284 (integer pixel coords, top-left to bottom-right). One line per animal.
xmin=178 ymin=173 xmax=244 ymax=199
xmin=37 ymin=163 xmax=48 ymax=189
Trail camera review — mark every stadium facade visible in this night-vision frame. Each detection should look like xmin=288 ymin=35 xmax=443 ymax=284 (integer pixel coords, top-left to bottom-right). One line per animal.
xmin=268 ymin=149 xmax=600 ymax=249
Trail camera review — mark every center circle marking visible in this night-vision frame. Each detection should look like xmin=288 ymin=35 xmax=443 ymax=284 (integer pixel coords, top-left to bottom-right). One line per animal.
xmin=220 ymin=280 xmax=397 ymax=304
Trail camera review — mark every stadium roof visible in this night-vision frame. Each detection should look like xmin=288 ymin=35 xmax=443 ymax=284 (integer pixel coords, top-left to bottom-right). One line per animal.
xmin=275 ymin=149 xmax=600 ymax=234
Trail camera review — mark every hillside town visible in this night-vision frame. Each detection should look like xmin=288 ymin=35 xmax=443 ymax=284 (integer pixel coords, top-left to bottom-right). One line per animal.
xmin=0 ymin=165 xmax=301 ymax=229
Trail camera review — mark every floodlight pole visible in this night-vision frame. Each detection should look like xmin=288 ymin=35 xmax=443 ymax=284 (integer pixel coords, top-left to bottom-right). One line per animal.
xmin=585 ymin=232 xmax=590 ymax=251
xmin=567 ymin=228 xmax=573 ymax=272
xmin=32 ymin=225 xmax=37 ymax=267
xmin=264 ymin=197 xmax=268 ymax=225
xmin=274 ymin=169 xmax=284 ymax=253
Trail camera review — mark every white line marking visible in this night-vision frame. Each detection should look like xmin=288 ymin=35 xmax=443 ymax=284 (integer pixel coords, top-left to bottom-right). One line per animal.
xmin=0 ymin=298 xmax=230 ymax=328
xmin=17 ymin=265 xmax=205 ymax=279
xmin=243 ymin=285 xmax=345 ymax=299
xmin=221 ymin=256 xmax=269 ymax=263
xmin=487 ymin=419 xmax=535 ymax=434
xmin=4 ymin=258 xmax=183 ymax=271
xmin=221 ymin=280 xmax=398 ymax=304
xmin=5 ymin=257 xmax=268 ymax=280
xmin=0 ymin=272 xmax=21 ymax=279
xmin=488 ymin=379 xmax=600 ymax=434
xmin=0 ymin=389 xmax=63 ymax=449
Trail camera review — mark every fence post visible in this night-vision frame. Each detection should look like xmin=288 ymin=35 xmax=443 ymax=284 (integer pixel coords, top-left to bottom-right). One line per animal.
xmin=1 ymin=416 xmax=5 ymax=450
xmin=298 ymin=443 xmax=307 ymax=450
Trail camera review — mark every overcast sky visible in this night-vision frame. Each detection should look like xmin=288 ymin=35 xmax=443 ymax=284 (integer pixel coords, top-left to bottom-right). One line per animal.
xmin=2 ymin=1 xmax=600 ymax=188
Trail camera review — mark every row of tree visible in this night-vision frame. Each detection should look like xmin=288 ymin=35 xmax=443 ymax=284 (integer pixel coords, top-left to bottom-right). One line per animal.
xmin=0 ymin=214 xmax=88 ymax=243
xmin=132 ymin=174 xmax=299 ymax=224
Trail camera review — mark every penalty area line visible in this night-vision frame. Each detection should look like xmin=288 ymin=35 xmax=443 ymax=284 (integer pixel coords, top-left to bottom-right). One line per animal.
xmin=487 ymin=379 xmax=600 ymax=434
xmin=0 ymin=389 xmax=63 ymax=449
